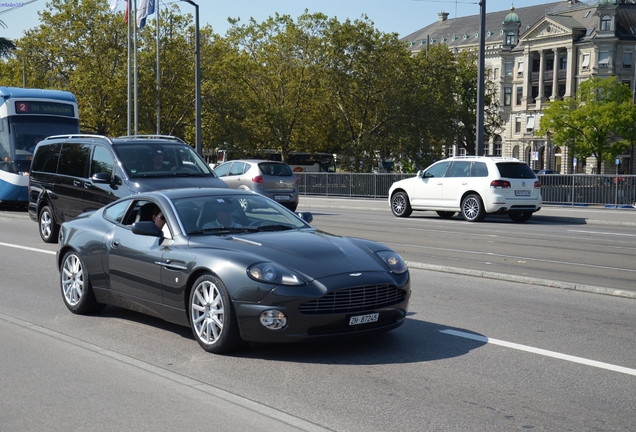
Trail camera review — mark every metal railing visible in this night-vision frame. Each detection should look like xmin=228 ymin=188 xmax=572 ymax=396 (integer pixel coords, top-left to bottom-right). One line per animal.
xmin=296 ymin=173 xmax=636 ymax=208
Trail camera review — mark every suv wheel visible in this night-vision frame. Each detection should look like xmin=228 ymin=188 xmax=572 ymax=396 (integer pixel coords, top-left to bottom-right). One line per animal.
xmin=391 ymin=192 xmax=412 ymax=217
xmin=39 ymin=205 xmax=59 ymax=243
xmin=509 ymin=212 xmax=532 ymax=223
xmin=461 ymin=194 xmax=486 ymax=222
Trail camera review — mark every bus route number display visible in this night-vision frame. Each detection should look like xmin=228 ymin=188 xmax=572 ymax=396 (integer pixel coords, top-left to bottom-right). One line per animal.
xmin=15 ymin=101 xmax=75 ymax=117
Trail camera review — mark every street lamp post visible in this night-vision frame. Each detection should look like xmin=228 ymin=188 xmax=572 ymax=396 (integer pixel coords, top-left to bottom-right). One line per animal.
xmin=182 ymin=0 xmax=201 ymax=156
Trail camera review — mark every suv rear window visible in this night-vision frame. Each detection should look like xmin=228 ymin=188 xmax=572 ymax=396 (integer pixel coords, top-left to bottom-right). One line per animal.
xmin=258 ymin=162 xmax=293 ymax=176
xmin=495 ymin=162 xmax=536 ymax=179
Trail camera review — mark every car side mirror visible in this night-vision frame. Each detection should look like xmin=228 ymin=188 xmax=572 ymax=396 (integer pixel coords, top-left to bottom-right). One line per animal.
xmin=296 ymin=211 xmax=313 ymax=223
xmin=92 ymin=172 xmax=112 ymax=184
xmin=131 ymin=221 xmax=163 ymax=237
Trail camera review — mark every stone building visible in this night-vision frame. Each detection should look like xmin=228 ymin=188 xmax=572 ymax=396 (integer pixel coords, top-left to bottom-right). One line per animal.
xmin=402 ymin=0 xmax=636 ymax=174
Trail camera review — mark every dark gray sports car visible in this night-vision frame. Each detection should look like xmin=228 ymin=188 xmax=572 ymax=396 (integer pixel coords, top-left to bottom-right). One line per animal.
xmin=57 ymin=188 xmax=410 ymax=353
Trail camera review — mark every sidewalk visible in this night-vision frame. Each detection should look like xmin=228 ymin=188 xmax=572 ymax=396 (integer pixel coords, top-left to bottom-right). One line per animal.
xmin=298 ymin=196 xmax=636 ymax=227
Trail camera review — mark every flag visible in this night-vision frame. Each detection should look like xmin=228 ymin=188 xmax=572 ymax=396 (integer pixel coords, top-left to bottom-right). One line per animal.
xmin=124 ymin=0 xmax=128 ymax=24
xmin=137 ymin=0 xmax=155 ymax=29
xmin=109 ymin=0 xmax=121 ymax=11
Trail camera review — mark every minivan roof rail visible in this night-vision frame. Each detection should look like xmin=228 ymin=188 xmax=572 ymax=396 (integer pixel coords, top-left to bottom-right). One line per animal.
xmin=116 ymin=134 xmax=187 ymax=144
xmin=43 ymin=134 xmax=113 ymax=144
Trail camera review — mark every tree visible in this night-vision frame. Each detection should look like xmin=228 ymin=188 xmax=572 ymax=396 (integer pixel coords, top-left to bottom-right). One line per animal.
xmin=538 ymin=76 xmax=636 ymax=173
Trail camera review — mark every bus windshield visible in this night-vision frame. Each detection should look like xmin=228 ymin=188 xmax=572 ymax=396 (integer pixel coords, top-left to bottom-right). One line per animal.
xmin=7 ymin=116 xmax=80 ymax=161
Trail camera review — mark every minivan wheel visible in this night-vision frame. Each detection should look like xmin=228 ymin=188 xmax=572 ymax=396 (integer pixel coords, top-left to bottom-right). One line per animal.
xmin=391 ymin=192 xmax=412 ymax=217
xmin=461 ymin=194 xmax=486 ymax=222
xmin=509 ymin=212 xmax=532 ymax=223
xmin=39 ymin=205 xmax=59 ymax=243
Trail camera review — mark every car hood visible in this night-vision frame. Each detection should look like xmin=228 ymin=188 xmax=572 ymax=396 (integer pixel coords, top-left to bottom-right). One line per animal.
xmin=126 ymin=175 xmax=228 ymax=192
xmin=188 ymin=230 xmax=388 ymax=280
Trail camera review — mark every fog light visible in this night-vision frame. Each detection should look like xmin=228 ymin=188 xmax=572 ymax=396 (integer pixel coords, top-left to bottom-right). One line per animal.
xmin=259 ymin=310 xmax=287 ymax=330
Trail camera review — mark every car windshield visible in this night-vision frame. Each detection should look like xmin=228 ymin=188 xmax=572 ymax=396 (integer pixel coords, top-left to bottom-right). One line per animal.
xmin=496 ymin=162 xmax=536 ymax=179
xmin=173 ymin=194 xmax=309 ymax=236
xmin=114 ymin=143 xmax=214 ymax=178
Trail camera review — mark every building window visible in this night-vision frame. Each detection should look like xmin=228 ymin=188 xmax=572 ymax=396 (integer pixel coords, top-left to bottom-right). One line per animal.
xmin=494 ymin=136 xmax=502 ymax=156
xmin=515 ymin=116 xmax=521 ymax=133
xmin=526 ymin=115 xmax=535 ymax=133
xmin=512 ymin=145 xmax=520 ymax=159
xmin=582 ymin=53 xmax=590 ymax=70
xmin=598 ymin=51 xmax=610 ymax=68
xmin=558 ymin=84 xmax=566 ymax=97
xmin=505 ymin=62 xmax=513 ymax=76
xmin=517 ymin=60 xmax=524 ymax=76
xmin=532 ymin=58 xmax=540 ymax=73
xmin=546 ymin=58 xmax=554 ymax=71
xmin=544 ymin=86 xmax=552 ymax=101
xmin=623 ymin=52 xmax=632 ymax=68
xmin=531 ymin=86 xmax=539 ymax=103
xmin=601 ymin=15 xmax=611 ymax=31
xmin=504 ymin=87 xmax=512 ymax=106
xmin=560 ymin=56 xmax=567 ymax=70
xmin=516 ymin=86 xmax=523 ymax=105
xmin=506 ymin=32 xmax=516 ymax=45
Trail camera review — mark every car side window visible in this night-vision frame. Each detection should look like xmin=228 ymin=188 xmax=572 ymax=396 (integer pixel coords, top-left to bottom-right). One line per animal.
xmin=58 ymin=143 xmax=90 ymax=178
xmin=446 ymin=161 xmax=471 ymax=177
xmin=471 ymin=162 xmax=489 ymax=177
xmin=104 ymin=200 xmax=132 ymax=224
xmin=424 ymin=161 xmax=451 ymax=178
xmin=229 ymin=162 xmax=245 ymax=176
xmin=91 ymin=145 xmax=115 ymax=178
xmin=213 ymin=162 xmax=231 ymax=177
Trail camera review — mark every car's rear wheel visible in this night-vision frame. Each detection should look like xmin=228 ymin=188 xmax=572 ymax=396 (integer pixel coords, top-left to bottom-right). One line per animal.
xmin=436 ymin=211 xmax=455 ymax=219
xmin=189 ymin=274 xmax=244 ymax=354
xmin=461 ymin=194 xmax=486 ymax=222
xmin=509 ymin=212 xmax=533 ymax=223
xmin=391 ymin=192 xmax=412 ymax=217
xmin=60 ymin=251 xmax=105 ymax=314
xmin=39 ymin=205 xmax=59 ymax=243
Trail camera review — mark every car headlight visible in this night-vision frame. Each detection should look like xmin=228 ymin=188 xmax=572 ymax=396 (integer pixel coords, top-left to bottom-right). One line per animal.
xmin=247 ymin=262 xmax=305 ymax=286
xmin=376 ymin=251 xmax=408 ymax=274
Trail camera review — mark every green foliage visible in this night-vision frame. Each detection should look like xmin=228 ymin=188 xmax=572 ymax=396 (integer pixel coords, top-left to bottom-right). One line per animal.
xmin=538 ymin=77 xmax=636 ymax=172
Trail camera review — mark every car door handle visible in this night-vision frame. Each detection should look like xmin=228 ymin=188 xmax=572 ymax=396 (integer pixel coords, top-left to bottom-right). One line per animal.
xmin=112 ymin=239 xmax=120 ymax=248
xmin=73 ymin=180 xmax=81 ymax=187
xmin=155 ymin=260 xmax=188 ymax=270
xmin=84 ymin=182 xmax=92 ymax=188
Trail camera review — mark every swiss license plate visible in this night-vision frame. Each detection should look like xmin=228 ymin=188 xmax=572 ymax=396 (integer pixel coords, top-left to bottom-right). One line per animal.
xmin=349 ymin=313 xmax=379 ymax=325
xmin=515 ymin=190 xmax=531 ymax=196
xmin=274 ymin=195 xmax=291 ymax=201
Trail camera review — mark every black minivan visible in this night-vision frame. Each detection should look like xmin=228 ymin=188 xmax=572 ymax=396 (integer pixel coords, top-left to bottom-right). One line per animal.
xmin=28 ymin=134 xmax=227 ymax=242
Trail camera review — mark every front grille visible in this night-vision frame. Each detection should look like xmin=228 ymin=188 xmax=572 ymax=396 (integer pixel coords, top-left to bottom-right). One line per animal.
xmin=299 ymin=285 xmax=406 ymax=315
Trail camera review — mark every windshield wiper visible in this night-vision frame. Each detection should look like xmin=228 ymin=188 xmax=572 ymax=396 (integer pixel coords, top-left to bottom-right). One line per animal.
xmin=253 ymin=224 xmax=295 ymax=232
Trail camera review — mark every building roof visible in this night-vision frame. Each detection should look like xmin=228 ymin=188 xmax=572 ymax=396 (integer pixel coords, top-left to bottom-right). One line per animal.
xmin=402 ymin=1 xmax=600 ymax=53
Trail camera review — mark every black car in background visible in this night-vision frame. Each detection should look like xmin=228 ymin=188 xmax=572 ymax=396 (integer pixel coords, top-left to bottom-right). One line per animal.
xmin=28 ymin=134 xmax=227 ymax=243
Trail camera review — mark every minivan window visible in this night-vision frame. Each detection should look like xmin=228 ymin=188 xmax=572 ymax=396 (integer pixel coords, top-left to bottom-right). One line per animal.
xmin=91 ymin=145 xmax=115 ymax=178
xmin=496 ymin=162 xmax=536 ymax=179
xmin=113 ymin=143 xmax=213 ymax=178
xmin=58 ymin=143 xmax=90 ymax=177
xmin=31 ymin=143 xmax=60 ymax=173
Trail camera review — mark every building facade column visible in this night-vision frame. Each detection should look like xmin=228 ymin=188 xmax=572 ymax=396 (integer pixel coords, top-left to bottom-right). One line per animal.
xmin=551 ymin=48 xmax=559 ymax=100
xmin=538 ymin=50 xmax=545 ymax=108
xmin=565 ymin=46 xmax=575 ymax=98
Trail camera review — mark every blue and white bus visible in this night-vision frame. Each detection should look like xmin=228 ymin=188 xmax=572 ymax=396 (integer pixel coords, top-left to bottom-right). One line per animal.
xmin=0 ymin=87 xmax=80 ymax=204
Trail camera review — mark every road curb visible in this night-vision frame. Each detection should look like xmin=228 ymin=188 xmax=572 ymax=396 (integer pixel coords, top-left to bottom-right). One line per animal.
xmin=406 ymin=261 xmax=636 ymax=300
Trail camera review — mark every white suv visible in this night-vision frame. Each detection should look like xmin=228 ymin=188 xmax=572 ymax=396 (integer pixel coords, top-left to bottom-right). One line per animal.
xmin=388 ymin=156 xmax=542 ymax=222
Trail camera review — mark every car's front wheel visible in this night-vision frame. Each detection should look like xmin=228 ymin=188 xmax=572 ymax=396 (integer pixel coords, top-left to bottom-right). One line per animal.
xmin=189 ymin=274 xmax=244 ymax=354
xmin=461 ymin=194 xmax=486 ymax=222
xmin=391 ymin=192 xmax=412 ymax=217
xmin=39 ymin=205 xmax=59 ymax=243
xmin=509 ymin=212 xmax=533 ymax=223
xmin=60 ymin=251 xmax=105 ymax=314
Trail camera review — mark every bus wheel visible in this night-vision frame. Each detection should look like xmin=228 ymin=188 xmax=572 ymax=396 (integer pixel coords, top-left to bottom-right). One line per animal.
xmin=39 ymin=205 xmax=59 ymax=243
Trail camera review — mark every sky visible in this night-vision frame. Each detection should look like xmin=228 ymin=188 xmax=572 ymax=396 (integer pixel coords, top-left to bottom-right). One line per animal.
xmin=0 ymin=0 xmax=560 ymax=41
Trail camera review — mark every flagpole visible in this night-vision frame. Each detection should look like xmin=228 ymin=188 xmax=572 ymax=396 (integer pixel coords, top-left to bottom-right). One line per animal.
xmin=134 ymin=0 xmax=138 ymax=135
xmin=156 ymin=1 xmax=161 ymax=135
xmin=127 ymin=0 xmax=132 ymax=135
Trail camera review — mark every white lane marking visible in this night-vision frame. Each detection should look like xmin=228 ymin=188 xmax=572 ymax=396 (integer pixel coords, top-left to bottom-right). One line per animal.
xmin=440 ymin=329 xmax=636 ymax=377
xmin=568 ymin=230 xmax=636 ymax=237
xmin=0 ymin=242 xmax=56 ymax=255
